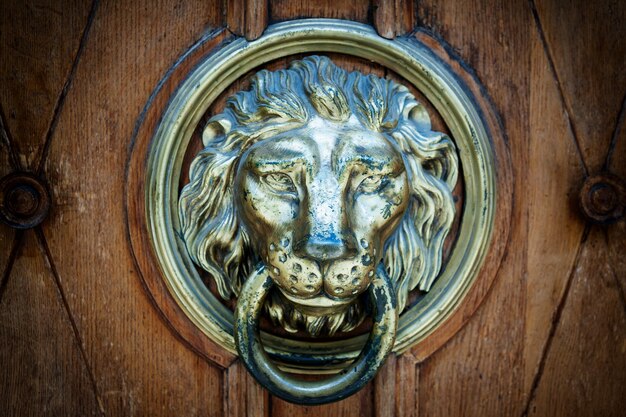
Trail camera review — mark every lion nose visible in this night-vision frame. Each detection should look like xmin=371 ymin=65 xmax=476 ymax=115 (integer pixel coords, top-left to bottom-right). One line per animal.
xmin=295 ymin=176 xmax=357 ymax=262
xmin=296 ymin=236 xmax=357 ymax=262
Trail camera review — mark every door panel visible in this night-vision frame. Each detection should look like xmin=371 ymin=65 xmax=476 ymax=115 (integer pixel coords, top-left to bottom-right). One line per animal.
xmin=1 ymin=1 xmax=624 ymax=416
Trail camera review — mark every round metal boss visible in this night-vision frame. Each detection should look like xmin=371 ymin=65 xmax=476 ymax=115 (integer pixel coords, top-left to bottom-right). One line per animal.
xmin=142 ymin=19 xmax=501 ymax=371
xmin=0 ymin=172 xmax=51 ymax=229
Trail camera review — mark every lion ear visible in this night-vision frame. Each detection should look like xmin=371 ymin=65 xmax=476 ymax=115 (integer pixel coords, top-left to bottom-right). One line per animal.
xmin=407 ymin=103 xmax=432 ymax=132
xmin=202 ymin=118 xmax=232 ymax=147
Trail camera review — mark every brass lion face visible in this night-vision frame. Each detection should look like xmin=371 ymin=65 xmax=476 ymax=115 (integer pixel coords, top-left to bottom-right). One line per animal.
xmin=236 ymin=116 xmax=409 ymax=313
xmin=179 ymin=56 xmax=458 ymax=336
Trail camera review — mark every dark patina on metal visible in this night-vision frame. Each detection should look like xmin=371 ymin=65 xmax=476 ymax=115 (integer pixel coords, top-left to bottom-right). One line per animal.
xmin=0 ymin=172 xmax=50 ymax=229
xmin=235 ymin=263 xmax=398 ymax=405
xmin=579 ymin=173 xmax=626 ymax=224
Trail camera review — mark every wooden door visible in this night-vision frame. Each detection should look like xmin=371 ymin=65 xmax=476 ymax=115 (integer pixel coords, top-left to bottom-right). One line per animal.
xmin=1 ymin=1 xmax=624 ymax=416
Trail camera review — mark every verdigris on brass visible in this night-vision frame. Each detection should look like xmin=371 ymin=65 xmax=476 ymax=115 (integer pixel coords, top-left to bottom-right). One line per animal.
xmin=179 ymin=56 xmax=458 ymax=338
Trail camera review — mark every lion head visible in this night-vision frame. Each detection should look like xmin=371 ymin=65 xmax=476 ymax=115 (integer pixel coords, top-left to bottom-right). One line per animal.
xmin=179 ymin=56 xmax=458 ymax=336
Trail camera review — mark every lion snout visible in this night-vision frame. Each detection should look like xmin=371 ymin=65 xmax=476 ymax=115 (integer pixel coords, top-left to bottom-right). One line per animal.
xmin=292 ymin=234 xmax=358 ymax=263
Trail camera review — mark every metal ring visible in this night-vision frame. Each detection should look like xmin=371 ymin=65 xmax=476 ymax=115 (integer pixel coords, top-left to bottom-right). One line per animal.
xmin=136 ymin=18 xmax=507 ymax=371
xmin=235 ymin=263 xmax=398 ymax=405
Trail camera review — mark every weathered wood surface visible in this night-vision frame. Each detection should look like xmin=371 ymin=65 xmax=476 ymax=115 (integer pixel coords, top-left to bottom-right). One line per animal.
xmin=0 ymin=117 xmax=17 ymax=288
xmin=416 ymin=2 xmax=528 ymax=416
xmin=525 ymin=9 xmax=587 ymax=396
xmin=0 ymin=232 xmax=102 ymax=416
xmin=0 ymin=0 xmax=91 ymax=171
xmin=1 ymin=0 xmax=624 ymax=416
xmin=224 ymin=360 xmax=269 ymax=417
xmin=372 ymin=0 xmax=416 ymax=39
xmin=226 ymin=0 xmax=269 ymax=40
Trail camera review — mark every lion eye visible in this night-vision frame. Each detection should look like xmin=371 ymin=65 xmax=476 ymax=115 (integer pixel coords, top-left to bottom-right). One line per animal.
xmin=357 ymin=175 xmax=387 ymax=194
xmin=263 ymin=172 xmax=297 ymax=194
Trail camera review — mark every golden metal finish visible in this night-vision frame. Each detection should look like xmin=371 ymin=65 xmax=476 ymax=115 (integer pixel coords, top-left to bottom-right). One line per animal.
xmin=177 ymin=55 xmax=457 ymax=400
xmin=144 ymin=19 xmax=497 ymax=375
xmin=179 ymin=56 xmax=457 ymax=336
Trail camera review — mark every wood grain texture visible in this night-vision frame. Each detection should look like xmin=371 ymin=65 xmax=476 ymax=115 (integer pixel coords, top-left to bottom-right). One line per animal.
xmin=126 ymin=27 xmax=237 ymax=369
xmin=608 ymin=100 xmax=626 ymax=180
xmin=0 ymin=0 xmax=92 ymax=170
xmin=269 ymin=0 xmax=370 ymax=22
xmin=226 ymin=0 xmax=269 ymax=40
xmin=533 ymin=0 xmax=626 ymax=174
xmin=0 ymin=117 xmax=17 ymax=280
xmin=224 ymin=360 xmax=269 ymax=417
xmin=271 ymin=379 xmax=374 ymax=417
xmin=526 ymin=227 xmax=626 ymax=417
xmin=416 ymin=0 xmax=529 ymax=416
xmin=0 ymin=231 xmax=102 ymax=416
xmin=374 ymin=353 xmax=420 ymax=417
xmin=606 ymin=96 xmax=626 ymax=336
xmin=525 ymin=26 xmax=587 ymax=394
xmin=372 ymin=0 xmax=415 ymax=39
xmin=404 ymin=28 xmax=512 ymax=364
xmin=37 ymin=1 xmax=225 ymax=415
xmin=1 ymin=0 xmax=625 ymax=416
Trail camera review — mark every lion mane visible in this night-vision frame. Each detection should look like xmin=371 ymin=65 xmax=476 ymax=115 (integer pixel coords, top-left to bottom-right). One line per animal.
xmin=179 ymin=56 xmax=458 ymax=332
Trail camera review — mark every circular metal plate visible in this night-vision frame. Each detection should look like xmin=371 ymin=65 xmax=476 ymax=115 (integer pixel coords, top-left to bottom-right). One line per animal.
xmin=127 ymin=19 xmax=512 ymax=371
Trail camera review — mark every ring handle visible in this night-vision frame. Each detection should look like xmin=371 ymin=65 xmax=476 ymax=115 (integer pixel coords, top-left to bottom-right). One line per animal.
xmin=235 ymin=263 xmax=398 ymax=405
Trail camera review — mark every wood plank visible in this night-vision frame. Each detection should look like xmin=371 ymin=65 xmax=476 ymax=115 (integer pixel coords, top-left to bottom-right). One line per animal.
xmin=226 ymin=0 xmax=269 ymax=40
xmin=417 ymin=259 xmax=526 ymax=417
xmin=533 ymin=0 xmax=626 ymax=173
xmin=126 ymin=26 xmax=237 ymax=368
xmin=40 ymin=1 xmax=225 ymax=415
xmin=224 ymin=360 xmax=269 ymax=417
xmin=271 ymin=378 xmax=374 ymax=417
xmin=607 ymin=118 xmax=626 ymax=314
xmin=2 ymin=1 xmax=624 ymax=416
xmin=269 ymin=0 xmax=369 ymax=23
xmin=403 ymin=28 xmax=512 ymax=364
xmin=0 ymin=117 xmax=17 ymax=277
xmin=0 ymin=0 xmax=92 ymax=170
xmin=524 ymin=24 xmax=587 ymax=395
xmin=416 ymin=0 xmax=530 ymax=415
xmin=372 ymin=0 xmax=415 ymax=39
xmin=526 ymin=227 xmax=626 ymax=416
xmin=0 ymin=231 xmax=102 ymax=416
xmin=608 ymin=101 xmax=626 ymax=179
xmin=374 ymin=354 xmax=420 ymax=417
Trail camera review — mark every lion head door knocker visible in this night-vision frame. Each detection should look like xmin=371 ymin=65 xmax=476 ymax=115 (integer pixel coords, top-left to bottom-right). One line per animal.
xmin=178 ymin=56 xmax=457 ymax=402
xmin=130 ymin=19 xmax=508 ymax=407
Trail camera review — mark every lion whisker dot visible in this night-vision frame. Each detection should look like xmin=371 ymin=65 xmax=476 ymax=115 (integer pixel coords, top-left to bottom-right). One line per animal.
xmin=269 ymin=243 xmax=276 ymax=251
xmin=289 ymin=275 xmax=298 ymax=283
xmin=360 ymin=239 xmax=369 ymax=249
xmin=278 ymin=253 xmax=287 ymax=262
xmin=280 ymin=237 xmax=290 ymax=247
xmin=368 ymin=270 xmax=374 ymax=277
